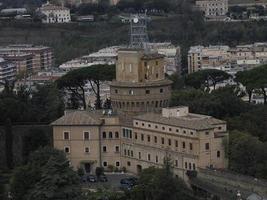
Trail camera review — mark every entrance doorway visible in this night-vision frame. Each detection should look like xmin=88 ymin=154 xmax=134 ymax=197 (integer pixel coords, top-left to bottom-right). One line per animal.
xmin=84 ymin=163 xmax=91 ymax=173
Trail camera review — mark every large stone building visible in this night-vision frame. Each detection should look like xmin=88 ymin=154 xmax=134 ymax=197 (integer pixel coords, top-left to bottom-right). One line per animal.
xmin=52 ymin=48 xmax=228 ymax=179
xmin=196 ymin=0 xmax=228 ymax=17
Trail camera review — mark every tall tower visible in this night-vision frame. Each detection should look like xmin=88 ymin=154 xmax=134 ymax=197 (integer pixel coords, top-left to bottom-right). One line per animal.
xmin=110 ymin=49 xmax=172 ymax=115
xmin=130 ymin=14 xmax=149 ymax=49
xmin=110 ymin=13 xmax=172 ymax=115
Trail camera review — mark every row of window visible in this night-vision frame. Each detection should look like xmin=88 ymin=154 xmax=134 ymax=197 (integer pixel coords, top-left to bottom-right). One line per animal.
xmin=63 ymin=145 xmax=120 ymax=154
xmin=103 ymin=161 xmax=120 ymax=167
xmin=123 ymin=149 xmax=197 ymax=170
xmin=113 ymin=100 xmax=169 ymax=109
xmin=128 ymin=132 xmax=195 ymax=151
xmin=103 ymin=145 xmax=120 ymax=153
xmin=134 ymin=121 xmax=199 ymax=137
xmin=102 ymin=131 xmax=119 ymax=139
xmin=63 ymin=131 xmax=90 ymax=140
xmin=114 ymin=88 xmax=164 ymax=95
xmin=63 ymin=131 xmax=120 ymax=140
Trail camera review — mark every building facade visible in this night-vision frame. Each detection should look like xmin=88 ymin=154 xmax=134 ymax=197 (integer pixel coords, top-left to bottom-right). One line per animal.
xmin=39 ymin=2 xmax=71 ymax=23
xmin=196 ymin=0 xmax=228 ymax=17
xmin=0 ymin=58 xmax=16 ymax=84
xmin=188 ymin=43 xmax=267 ymax=75
xmin=0 ymin=44 xmax=54 ymax=73
xmin=52 ymin=48 xmax=228 ymax=179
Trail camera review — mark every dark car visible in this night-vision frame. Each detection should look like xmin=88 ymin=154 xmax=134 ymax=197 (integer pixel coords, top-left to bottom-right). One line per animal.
xmin=98 ymin=175 xmax=108 ymax=182
xmin=87 ymin=175 xmax=97 ymax=182
xmin=81 ymin=175 xmax=87 ymax=183
xmin=120 ymin=177 xmax=138 ymax=189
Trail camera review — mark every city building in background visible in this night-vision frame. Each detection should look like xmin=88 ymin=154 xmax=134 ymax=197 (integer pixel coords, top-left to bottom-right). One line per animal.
xmin=188 ymin=43 xmax=267 ymax=75
xmin=196 ymin=0 xmax=228 ymax=18
xmin=38 ymin=2 xmax=71 ymax=23
xmin=0 ymin=44 xmax=54 ymax=74
xmin=0 ymin=58 xmax=16 ymax=84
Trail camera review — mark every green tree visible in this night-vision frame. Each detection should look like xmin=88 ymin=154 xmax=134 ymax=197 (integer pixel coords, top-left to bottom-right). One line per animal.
xmin=57 ymin=64 xmax=115 ymax=110
xmin=228 ymin=131 xmax=267 ymax=178
xmin=10 ymin=147 xmax=83 ymax=200
xmin=185 ymin=69 xmax=231 ymax=91
xmin=22 ymin=128 xmax=50 ymax=163
xmin=236 ymin=65 xmax=267 ymax=104
xmin=130 ymin=158 xmax=196 ymax=200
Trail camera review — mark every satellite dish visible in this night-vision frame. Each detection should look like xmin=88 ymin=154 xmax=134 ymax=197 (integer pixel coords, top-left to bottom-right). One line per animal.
xmin=133 ymin=18 xmax=139 ymax=23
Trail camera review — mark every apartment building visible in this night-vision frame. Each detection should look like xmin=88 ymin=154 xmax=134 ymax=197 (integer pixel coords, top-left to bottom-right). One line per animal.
xmin=0 ymin=44 xmax=54 ymax=73
xmin=196 ymin=0 xmax=228 ymax=17
xmin=52 ymin=48 xmax=228 ymax=179
xmin=188 ymin=43 xmax=267 ymax=74
xmin=2 ymin=53 xmax=33 ymax=75
xmin=0 ymin=58 xmax=16 ymax=84
xmin=39 ymin=2 xmax=71 ymax=23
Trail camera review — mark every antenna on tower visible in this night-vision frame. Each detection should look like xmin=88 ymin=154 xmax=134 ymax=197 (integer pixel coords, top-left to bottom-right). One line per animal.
xmin=129 ymin=13 xmax=149 ymax=49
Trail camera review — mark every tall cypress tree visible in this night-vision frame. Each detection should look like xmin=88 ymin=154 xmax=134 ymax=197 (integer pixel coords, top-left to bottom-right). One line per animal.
xmin=5 ymin=118 xmax=13 ymax=169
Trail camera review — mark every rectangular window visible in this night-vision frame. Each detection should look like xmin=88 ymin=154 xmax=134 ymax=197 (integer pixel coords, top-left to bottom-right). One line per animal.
xmin=63 ymin=132 xmax=69 ymax=140
xmin=64 ymin=146 xmax=70 ymax=154
xmin=146 ymin=90 xmax=150 ymax=94
xmin=115 ymin=132 xmax=119 ymax=138
xmin=185 ymin=162 xmax=188 ymax=169
xmin=115 ymin=146 xmax=120 ymax=152
xmin=116 ymin=161 xmax=120 ymax=167
xmin=183 ymin=142 xmax=186 ymax=149
xmin=168 ymin=139 xmax=172 ymax=146
xmin=139 ymin=152 xmax=141 ymax=159
xmin=141 ymin=134 xmax=144 ymax=141
xmin=161 ymin=137 xmax=165 ymax=145
xmin=205 ymin=143 xmax=210 ymax=150
xmin=131 ymin=150 xmax=133 ymax=157
xmin=217 ymin=151 xmax=221 ymax=158
xmin=109 ymin=132 xmax=113 ymax=139
xmin=175 ymin=140 xmax=178 ymax=148
xmin=190 ymin=143 xmax=193 ymax=150
xmin=85 ymin=147 xmax=90 ymax=153
xmin=156 ymin=155 xmax=158 ymax=163
xmin=84 ymin=132 xmax=90 ymax=140
xmin=103 ymin=161 xmax=107 ymax=167
xmin=103 ymin=146 xmax=107 ymax=152
xmin=154 ymin=136 xmax=157 ymax=143
xmin=102 ymin=132 xmax=106 ymax=139
xmin=135 ymin=132 xmax=138 ymax=140
xmin=147 ymin=135 xmax=151 ymax=142
xmin=175 ymin=160 xmax=178 ymax=167
xmin=127 ymin=161 xmax=131 ymax=166
xmin=147 ymin=154 xmax=151 ymax=161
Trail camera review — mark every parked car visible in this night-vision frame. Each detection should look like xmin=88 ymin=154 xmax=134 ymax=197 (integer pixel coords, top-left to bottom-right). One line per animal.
xmin=120 ymin=177 xmax=138 ymax=189
xmin=87 ymin=175 xmax=97 ymax=182
xmin=98 ymin=175 xmax=108 ymax=182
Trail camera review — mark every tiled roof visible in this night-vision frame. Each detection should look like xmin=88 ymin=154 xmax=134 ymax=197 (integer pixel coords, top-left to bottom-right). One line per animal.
xmin=134 ymin=113 xmax=225 ymax=130
xmin=51 ymin=111 xmax=102 ymax=126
